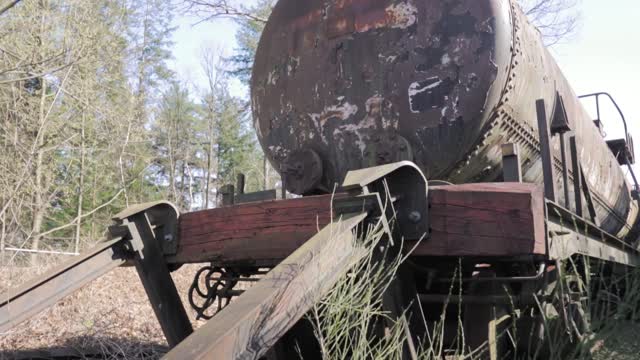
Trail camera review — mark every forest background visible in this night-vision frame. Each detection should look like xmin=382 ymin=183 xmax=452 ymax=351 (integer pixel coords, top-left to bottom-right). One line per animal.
xmin=0 ymin=0 xmax=617 ymax=262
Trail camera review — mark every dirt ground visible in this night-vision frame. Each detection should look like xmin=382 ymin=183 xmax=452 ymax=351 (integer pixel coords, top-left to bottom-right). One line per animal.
xmin=0 ymin=262 xmax=208 ymax=360
xmin=2 ymin=260 xmax=640 ymax=359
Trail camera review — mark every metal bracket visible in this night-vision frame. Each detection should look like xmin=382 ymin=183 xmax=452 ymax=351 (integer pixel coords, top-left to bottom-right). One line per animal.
xmin=112 ymin=201 xmax=180 ymax=256
xmin=341 ymin=161 xmax=429 ymax=240
xmin=111 ymin=201 xmax=193 ymax=348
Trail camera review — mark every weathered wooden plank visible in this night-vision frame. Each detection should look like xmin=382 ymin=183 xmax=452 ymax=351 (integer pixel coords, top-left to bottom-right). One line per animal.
xmin=172 ymin=195 xmax=334 ymax=265
xmin=172 ymin=183 xmax=546 ymax=265
xmin=418 ymin=183 xmax=546 ymax=256
xmin=126 ymin=213 xmax=193 ymax=347
xmin=179 ymin=195 xmax=333 ymax=240
xmin=0 ymin=239 xmax=126 ymax=333
xmin=164 ymin=212 xmax=370 ymax=360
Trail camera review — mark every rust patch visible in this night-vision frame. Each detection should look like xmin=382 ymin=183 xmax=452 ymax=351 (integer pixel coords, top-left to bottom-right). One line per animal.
xmin=289 ymin=0 xmax=417 ymax=42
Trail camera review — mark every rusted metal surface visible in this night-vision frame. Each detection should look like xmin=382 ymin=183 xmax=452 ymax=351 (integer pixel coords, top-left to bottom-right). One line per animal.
xmin=251 ymin=0 xmax=638 ymax=239
xmin=546 ymin=201 xmax=640 ymax=266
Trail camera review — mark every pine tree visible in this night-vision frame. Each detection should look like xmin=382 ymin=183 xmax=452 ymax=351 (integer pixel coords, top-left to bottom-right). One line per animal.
xmin=226 ymin=0 xmax=275 ymax=85
xmin=153 ymin=81 xmax=204 ymax=210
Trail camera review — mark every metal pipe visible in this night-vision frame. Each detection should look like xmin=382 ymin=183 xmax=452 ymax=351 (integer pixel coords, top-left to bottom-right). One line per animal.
xmin=579 ymin=92 xmax=630 ymax=143
xmin=4 ymin=247 xmax=80 ymax=256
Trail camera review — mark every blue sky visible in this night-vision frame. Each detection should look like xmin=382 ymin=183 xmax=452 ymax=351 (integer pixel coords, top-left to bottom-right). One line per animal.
xmin=170 ymin=0 xmax=640 ymax=173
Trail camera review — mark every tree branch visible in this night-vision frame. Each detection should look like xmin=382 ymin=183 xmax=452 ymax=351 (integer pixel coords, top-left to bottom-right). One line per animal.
xmin=0 ymin=0 xmax=21 ymax=16
xmin=182 ymin=0 xmax=268 ymax=24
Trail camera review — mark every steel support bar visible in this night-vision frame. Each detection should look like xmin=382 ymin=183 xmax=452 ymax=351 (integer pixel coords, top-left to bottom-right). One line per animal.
xmin=569 ymin=136 xmax=583 ymax=216
xmin=546 ymin=202 xmax=640 ymax=266
xmin=501 ymin=143 xmax=522 ymax=182
xmin=536 ymin=99 xmax=556 ymax=201
xmin=0 ymin=238 xmax=128 ymax=333
xmin=165 ymin=212 xmax=371 ymax=360
xmin=559 ymin=133 xmax=570 ymax=208
xmin=579 ymin=165 xmax=598 ymax=224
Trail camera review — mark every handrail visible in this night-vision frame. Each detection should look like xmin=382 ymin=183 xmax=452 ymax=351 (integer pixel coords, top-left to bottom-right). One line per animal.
xmin=578 ymin=92 xmax=630 ymax=144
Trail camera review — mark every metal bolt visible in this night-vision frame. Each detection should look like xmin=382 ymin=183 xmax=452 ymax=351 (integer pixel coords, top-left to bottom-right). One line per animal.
xmin=408 ymin=211 xmax=422 ymax=224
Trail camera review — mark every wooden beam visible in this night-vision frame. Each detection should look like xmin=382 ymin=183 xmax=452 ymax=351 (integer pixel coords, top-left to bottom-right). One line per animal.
xmin=0 ymin=239 xmax=126 ymax=333
xmin=164 ymin=212 xmax=370 ymax=360
xmin=172 ymin=184 xmax=547 ymax=266
xmin=412 ymin=183 xmax=546 ymax=257
xmin=173 ymin=195 xmax=335 ymax=266
xmin=126 ymin=213 xmax=193 ymax=347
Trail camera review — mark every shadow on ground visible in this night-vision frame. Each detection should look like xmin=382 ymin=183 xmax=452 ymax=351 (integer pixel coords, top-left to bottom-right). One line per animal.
xmin=0 ymin=337 xmax=168 ymax=360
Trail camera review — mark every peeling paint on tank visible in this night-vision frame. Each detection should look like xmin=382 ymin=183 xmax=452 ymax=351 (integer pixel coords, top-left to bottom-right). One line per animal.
xmin=268 ymin=145 xmax=289 ymax=159
xmin=308 ymin=100 xmax=360 ymax=142
xmin=267 ymin=69 xmax=279 ymax=85
xmin=334 ymin=124 xmax=368 ymax=153
xmin=441 ymin=54 xmax=451 ymax=65
xmin=309 ymin=101 xmax=359 ymax=126
xmin=409 ymin=77 xmax=455 ymax=113
xmin=378 ymin=53 xmax=398 ymax=63
xmin=409 ymin=77 xmax=442 ymax=96
xmin=287 ymin=57 xmax=300 ymax=76
xmin=385 ymin=2 xmax=418 ymax=29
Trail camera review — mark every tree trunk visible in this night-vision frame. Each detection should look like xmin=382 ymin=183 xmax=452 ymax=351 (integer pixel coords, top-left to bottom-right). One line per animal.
xmin=74 ymin=114 xmax=86 ymax=254
xmin=30 ymin=72 xmax=47 ymax=265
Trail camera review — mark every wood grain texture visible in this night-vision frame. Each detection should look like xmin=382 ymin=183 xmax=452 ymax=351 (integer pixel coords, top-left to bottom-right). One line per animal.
xmin=165 ymin=213 xmax=369 ymax=360
xmin=173 ymin=195 xmax=335 ymax=266
xmin=412 ymin=183 xmax=546 ymax=257
xmin=172 ymin=184 xmax=546 ymax=265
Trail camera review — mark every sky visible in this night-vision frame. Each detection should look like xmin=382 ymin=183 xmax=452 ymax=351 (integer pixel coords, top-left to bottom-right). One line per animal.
xmin=552 ymin=0 xmax=640 ymax=146
xmin=170 ymin=0 xmax=640 ymax=174
xmin=170 ymin=7 xmax=249 ymax=98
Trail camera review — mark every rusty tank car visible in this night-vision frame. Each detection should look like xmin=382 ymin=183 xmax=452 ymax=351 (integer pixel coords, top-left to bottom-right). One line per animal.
xmin=5 ymin=1 xmax=640 ymax=359
xmin=251 ymin=0 xmax=639 ymax=239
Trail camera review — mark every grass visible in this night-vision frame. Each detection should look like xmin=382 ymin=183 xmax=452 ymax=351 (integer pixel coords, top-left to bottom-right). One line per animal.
xmin=3 ymin=215 xmax=640 ymax=359
xmin=0 ymin=263 xmax=207 ymax=359
xmin=307 ymin=217 xmax=640 ymax=360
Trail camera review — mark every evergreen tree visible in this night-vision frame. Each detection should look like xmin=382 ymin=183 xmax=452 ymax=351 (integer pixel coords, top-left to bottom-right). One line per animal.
xmin=153 ymin=81 xmax=204 ymax=210
xmin=226 ymin=0 xmax=275 ymax=85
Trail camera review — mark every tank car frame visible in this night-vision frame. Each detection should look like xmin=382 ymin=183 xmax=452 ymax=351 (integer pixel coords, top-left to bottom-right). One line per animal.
xmin=2 ymin=97 xmax=639 ymax=359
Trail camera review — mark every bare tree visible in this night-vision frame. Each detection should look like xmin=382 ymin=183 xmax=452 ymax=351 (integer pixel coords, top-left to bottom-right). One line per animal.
xmin=200 ymin=46 xmax=226 ymax=209
xmin=0 ymin=0 xmax=21 ymax=16
xmin=181 ymin=0 xmax=269 ymax=24
xmin=519 ymin=0 xmax=580 ymax=46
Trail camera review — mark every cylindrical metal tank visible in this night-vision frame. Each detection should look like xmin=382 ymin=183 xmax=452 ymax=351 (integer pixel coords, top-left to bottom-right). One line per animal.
xmin=251 ymin=0 xmax=638 ymax=239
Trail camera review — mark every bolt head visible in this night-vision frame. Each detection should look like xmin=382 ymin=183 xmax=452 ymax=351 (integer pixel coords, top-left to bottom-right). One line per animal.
xmin=408 ymin=211 xmax=422 ymax=224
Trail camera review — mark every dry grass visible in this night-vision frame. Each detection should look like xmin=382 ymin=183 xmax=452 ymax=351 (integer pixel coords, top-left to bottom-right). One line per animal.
xmin=3 ymin=246 xmax=640 ymax=359
xmin=0 ymin=260 xmax=209 ymax=360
